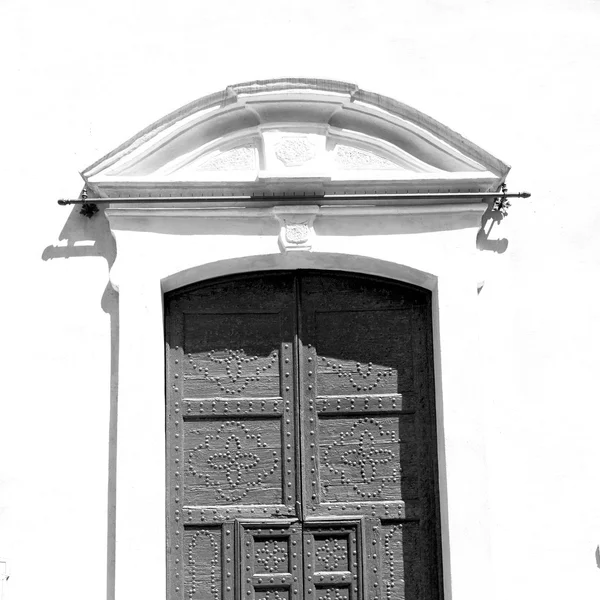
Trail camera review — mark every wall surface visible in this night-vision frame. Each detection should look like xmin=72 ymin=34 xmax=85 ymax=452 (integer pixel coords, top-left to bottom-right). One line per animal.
xmin=1 ymin=1 xmax=599 ymax=600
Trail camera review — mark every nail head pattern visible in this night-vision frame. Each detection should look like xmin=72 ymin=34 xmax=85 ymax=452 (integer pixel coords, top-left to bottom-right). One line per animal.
xmin=323 ymin=418 xmax=399 ymax=498
xmin=187 ymin=421 xmax=279 ymax=503
xmin=255 ymin=538 xmax=289 ymax=573
xmin=186 ymin=529 xmax=220 ymax=600
xmin=314 ymin=537 xmax=348 ymax=571
xmin=194 ymin=348 xmax=278 ymax=395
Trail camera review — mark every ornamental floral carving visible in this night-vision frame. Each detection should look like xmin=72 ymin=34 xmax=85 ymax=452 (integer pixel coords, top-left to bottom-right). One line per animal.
xmin=284 ymin=221 xmax=310 ymax=245
xmin=274 ymin=136 xmax=316 ymax=167
xmin=196 ymin=145 xmax=256 ymax=171
xmin=334 ymin=144 xmax=399 ymax=170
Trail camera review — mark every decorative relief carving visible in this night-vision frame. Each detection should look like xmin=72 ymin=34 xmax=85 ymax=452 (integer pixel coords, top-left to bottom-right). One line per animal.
xmin=193 ymin=348 xmax=278 ymax=395
xmin=187 ymin=529 xmax=220 ymax=600
xmin=323 ymin=418 xmax=399 ymax=499
xmin=334 ymin=144 xmax=399 ymax=170
xmin=285 ymin=221 xmax=311 ymax=244
xmin=187 ymin=421 xmax=279 ymax=503
xmin=272 ymin=206 xmax=319 ymax=253
xmin=195 ymin=145 xmax=256 ymax=171
xmin=320 ymin=357 xmax=393 ymax=391
xmin=255 ymin=539 xmax=289 ymax=573
xmin=274 ymin=137 xmax=316 ymax=167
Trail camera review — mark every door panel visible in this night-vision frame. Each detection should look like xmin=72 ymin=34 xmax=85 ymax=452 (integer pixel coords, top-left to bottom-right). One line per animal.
xmin=166 ymin=271 xmax=441 ymax=600
xmin=238 ymin=520 xmax=304 ymax=600
xmin=302 ymin=521 xmax=362 ymax=600
xmin=298 ymin=274 xmax=440 ymax=599
xmin=310 ymin=309 xmax=415 ymax=395
xmin=379 ymin=521 xmax=422 ymax=600
xmin=184 ymin=417 xmax=285 ymax=506
xmin=166 ymin=274 xmax=299 ymax=600
xmin=316 ymin=413 xmax=418 ymax=505
xmin=184 ymin=525 xmax=224 ymax=600
xmin=181 ymin=312 xmax=283 ymax=398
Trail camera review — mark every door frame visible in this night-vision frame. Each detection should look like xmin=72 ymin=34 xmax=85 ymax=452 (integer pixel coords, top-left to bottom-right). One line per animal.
xmin=106 ymin=204 xmax=491 ymax=600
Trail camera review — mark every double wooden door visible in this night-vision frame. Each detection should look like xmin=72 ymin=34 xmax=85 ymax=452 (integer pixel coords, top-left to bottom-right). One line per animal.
xmin=165 ymin=272 xmax=441 ymax=600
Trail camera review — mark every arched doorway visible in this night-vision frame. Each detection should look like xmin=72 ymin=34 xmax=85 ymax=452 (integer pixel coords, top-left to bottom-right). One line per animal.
xmin=165 ymin=270 xmax=442 ymax=600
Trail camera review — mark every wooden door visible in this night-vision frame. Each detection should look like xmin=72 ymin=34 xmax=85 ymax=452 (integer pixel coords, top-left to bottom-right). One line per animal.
xmin=165 ymin=272 xmax=441 ymax=600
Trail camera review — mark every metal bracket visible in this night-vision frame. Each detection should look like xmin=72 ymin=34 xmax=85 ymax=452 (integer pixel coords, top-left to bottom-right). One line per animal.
xmin=78 ymin=188 xmax=99 ymax=218
xmin=0 ymin=558 xmax=9 ymax=600
xmin=58 ymin=187 xmax=531 ymax=218
xmin=492 ymin=183 xmax=512 ymax=217
xmin=0 ymin=558 xmax=8 ymax=581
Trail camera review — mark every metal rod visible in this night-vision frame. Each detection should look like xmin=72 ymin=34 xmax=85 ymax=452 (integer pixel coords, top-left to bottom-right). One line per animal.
xmin=58 ymin=191 xmax=531 ymax=205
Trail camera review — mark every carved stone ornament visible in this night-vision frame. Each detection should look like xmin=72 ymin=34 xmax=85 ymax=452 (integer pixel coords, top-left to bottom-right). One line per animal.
xmin=274 ymin=136 xmax=316 ymax=167
xmin=272 ymin=206 xmax=319 ymax=252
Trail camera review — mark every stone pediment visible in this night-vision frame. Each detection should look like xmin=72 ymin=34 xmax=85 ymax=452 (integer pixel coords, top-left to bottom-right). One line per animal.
xmin=82 ymin=78 xmax=509 ymax=198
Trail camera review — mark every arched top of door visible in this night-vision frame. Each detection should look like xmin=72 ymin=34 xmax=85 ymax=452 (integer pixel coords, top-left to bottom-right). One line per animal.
xmin=82 ymin=78 xmax=510 ymax=199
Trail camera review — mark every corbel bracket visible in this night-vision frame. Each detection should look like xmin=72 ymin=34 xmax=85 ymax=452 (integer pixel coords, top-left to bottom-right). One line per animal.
xmin=272 ymin=206 xmax=320 ymax=252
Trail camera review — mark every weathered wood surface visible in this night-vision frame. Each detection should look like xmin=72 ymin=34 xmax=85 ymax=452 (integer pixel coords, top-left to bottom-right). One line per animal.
xmin=165 ymin=271 xmax=441 ymax=600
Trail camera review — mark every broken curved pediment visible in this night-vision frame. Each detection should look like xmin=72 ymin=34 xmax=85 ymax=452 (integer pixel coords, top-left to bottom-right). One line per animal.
xmin=82 ymin=78 xmax=509 ymax=198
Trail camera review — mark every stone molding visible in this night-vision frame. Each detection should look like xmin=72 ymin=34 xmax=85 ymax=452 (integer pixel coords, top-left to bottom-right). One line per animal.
xmin=82 ymin=78 xmax=510 ymax=183
xmin=81 ymin=78 xmax=509 ymax=200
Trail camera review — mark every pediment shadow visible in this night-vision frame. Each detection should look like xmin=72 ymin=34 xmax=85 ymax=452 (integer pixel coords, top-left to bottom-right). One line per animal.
xmin=477 ymin=199 xmax=509 ymax=254
xmin=42 ymin=203 xmax=118 ymax=600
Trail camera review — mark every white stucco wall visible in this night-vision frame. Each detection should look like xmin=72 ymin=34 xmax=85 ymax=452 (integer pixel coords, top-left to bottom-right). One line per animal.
xmin=1 ymin=1 xmax=599 ymax=600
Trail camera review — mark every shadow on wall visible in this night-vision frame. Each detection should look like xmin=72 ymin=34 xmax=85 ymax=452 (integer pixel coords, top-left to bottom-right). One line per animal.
xmin=477 ymin=198 xmax=509 ymax=254
xmin=42 ymin=204 xmax=118 ymax=600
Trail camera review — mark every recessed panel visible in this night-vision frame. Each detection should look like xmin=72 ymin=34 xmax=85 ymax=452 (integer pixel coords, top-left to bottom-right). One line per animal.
xmin=303 ymin=523 xmax=360 ymax=600
xmin=184 ymin=418 xmax=283 ymax=505
xmin=380 ymin=522 xmax=421 ymax=600
xmin=184 ymin=526 xmax=222 ymax=600
xmin=240 ymin=522 xmax=303 ymax=600
xmin=314 ymin=535 xmax=350 ymax=572
xmin=318 ymin=415 xmax=417 ymax=503
xmin=254 ymin=537 xmax=290 ymax=574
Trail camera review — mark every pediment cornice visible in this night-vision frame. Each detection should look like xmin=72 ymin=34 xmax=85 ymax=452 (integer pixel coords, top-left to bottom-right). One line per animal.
xmin=82 ymin=78 xmax=509 ymax=200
